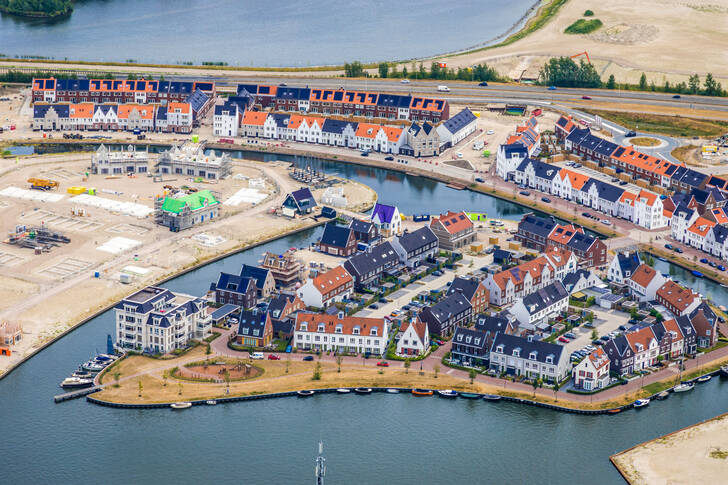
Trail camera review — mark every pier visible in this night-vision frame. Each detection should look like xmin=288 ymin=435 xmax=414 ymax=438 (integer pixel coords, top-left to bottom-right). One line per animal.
xmin=54 ymin=386 xmax=101 ymax=403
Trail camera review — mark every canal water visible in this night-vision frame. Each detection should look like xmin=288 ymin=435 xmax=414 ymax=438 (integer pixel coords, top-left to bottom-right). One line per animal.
xmin=0 ymin=0 xmax=534 ymax=66
xmin=0 ymin=156 xmax=726 ymax=483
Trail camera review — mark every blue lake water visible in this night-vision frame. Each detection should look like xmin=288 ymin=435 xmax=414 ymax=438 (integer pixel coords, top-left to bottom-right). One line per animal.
xmin=0 ymin=0 xmax=535 ymax=66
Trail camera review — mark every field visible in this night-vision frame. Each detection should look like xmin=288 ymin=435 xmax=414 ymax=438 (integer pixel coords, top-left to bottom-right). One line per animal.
xmin=582 ymin=109 xmax=728 ymax=138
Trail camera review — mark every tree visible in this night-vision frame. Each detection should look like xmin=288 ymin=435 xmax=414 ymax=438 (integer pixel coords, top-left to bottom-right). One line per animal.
xmin=532 ymin=377 xmax=542 ymax=397
xmin=404 ymin=358 xmax=411 ymax=374
xmin=113 ymin=372 xmax=121 ymax=388
xmin=689 ymin=74 xmax=701 ymax=94
xmin=344 ymin=61 xmax=364 ymax=78
xmin=552 ymin=379 xmax=561 ymax=402
xmin=433 ymin=363 xmax=440 ymax=378
xmin=178 ymin=382 xmax=183 ymax=396
xmin=312 ymin=362 xmax=322 ymax=381
xmin=469 ymin=368 xmax=477 ymax=385
xmin=378 ymin=62 xmax=389 ymax=78
xmin=223 ymin=369 xmax=231 ymax=392
xmin=606 ymin=74 xmax=616 ymax=89
xmin=540 ymin=57 xmax=601 ymax=88
xmin=591 ymin=328 xmax=598 ymax=340
xmin=336 ymin=355 xmax=343 ymax=373
xmin=162 ymin=373 xmax=167 ymax=387
xmin=639 ymin=73 xmax=648 ymax=91
xmin=402 ymin=66 xmax=408 ymax=79
xmin=704 ymin=73 xmax=722 ymax=96
xmin=137 ymin=379 xmax=143 ymax=397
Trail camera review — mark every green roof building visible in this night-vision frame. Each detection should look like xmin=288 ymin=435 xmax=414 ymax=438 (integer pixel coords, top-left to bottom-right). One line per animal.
xmin=156 ymin=189 xmax=221 ymax=232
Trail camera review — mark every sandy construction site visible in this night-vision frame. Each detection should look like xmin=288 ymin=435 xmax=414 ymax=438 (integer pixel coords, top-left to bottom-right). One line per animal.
xmin=0 ymin=149 xmax=376 ymax=374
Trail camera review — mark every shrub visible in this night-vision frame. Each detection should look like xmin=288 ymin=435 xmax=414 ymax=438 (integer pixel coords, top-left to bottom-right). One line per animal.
xmin=584 ymin=9 xmax=594 ymax=16
xmin=564 ymin=19 xmax=603 ymax=35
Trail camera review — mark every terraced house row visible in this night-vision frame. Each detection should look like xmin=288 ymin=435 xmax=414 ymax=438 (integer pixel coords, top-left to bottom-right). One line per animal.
xmin=236 ymin=84 xmax=450 ymax=122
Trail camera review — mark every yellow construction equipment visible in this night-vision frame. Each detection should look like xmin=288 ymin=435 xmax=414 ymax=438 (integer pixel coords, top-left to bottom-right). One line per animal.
xmin=27 ymin=178 xmax=59 ymax=190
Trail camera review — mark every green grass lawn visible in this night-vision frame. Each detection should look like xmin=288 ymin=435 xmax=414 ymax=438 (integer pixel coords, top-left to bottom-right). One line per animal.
xmin=564 ymin=19 xmax=603 ymax=34
xmin=581 ymin=109 xmax=728 ymax=137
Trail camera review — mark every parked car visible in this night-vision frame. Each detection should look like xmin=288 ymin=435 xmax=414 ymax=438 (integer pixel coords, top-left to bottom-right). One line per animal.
xmin=574 ymin=163 xmax=582 ymax=168
xmin=432 ymin=270 xmax=443 ymax=276
xmin=478 ymin=81 xmax=489 ymax=87
xmin=582 ymin=95 xmax=592 ymax=100
xmin=618 ymin=325 xmax=627 ymax=331
xmin=384 ymin=156 xmax=394 ymax=161
xmin=520 ymin=191 xmax=530 ymax=196
xmin=566 ymin=161 xmax=575 ymax=167
xmin=487 ymin=129 xmax=495 ymax=135
xmin=675 ymin=247 xmax=683 ymax=253
xmin=700 ymin=258 xmax=709 ymax=264
xmin=250 ymin=352 xmax=264 ymax=360
xmin=626 ymin=130 xmax=637 ymax=137
xmin=719 ymin=265 xmax=726 ymax=272
xmin=664 ymin=243 xmax=673 ymax=250
xmin=558 ymin=336 xmax=569 ymax=343
xmin=303 ymin=355 xmax=314 ymax=361
xmin=400 ymin=79 xmax=411 ymax=84
xmin=672 ymin=94 xmax=681 ymax=99
xmin=268 ymin=354 xmax=280 ymax=360
xmin=370 ymin=304 xmax=379 ymax=309
xmin=581 ymin=212 xmax=592 ymax=218
xmin=541 ymin=197 xmax=551 ymax=203
xmin=360 ymin=152 xmax=369 ymax=157
xmin=376 ymin=361 xmax=389 ymax=367
xmin=600 ymin=336 xmax=610 ymax=342
xmin=600 ymin=219 xmax=611 ymax=225
xmin=619 ymin=181 xmax=628 ymax=186
xmin=563 ymin=332 xmax=575 ymax=339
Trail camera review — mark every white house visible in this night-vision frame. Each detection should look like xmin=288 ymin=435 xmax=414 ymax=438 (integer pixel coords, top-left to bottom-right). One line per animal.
xmin=703 ymin=224 xmax=728 ymax=259
xmin=396 ymin=317 xmax=430 ymax=357
xmin=496 ymin=143 xmax=528 ymax=180
xmin=508 ymin=281 xmax=569 ymax=327
xmin=628 ymin=264 xmax=667 ymax=302
xmin=686 ymin=216 xmax=715 ymax=251
xmin=321 ymin=119 xmax=358 ymax=147
xmin=544 ymin=247 xmax=578 ymax=281
xmin=294 ymin=312 xmax=388 ymax=355
xmin=213 ymin=102 xmax=239 ymax=137
xmin=626 ymin=327 xmax=660 ymax=371
xmin=436 ymin=108 xmax=477 ymax=146
xmin=489 ymin=333 xmax=570 ymax=383
xmin=572 ymin=348 xmax=610 ymax=391
xmin=114 ymin=286 xmax=211 ymax=354
xmin=370 ymin=202 xmax=402 ymax=236
xmin=484 ymin=256 xmax=554 ymax=306
xmin=391 ymin=226 xmax=439 ymax=267
xmin=607 ymin=251 xmax=642 ymax=284
xmin=671 ymin=205 xmax=699 ymax=243
xmin=634 ymin=190 xmax=668 ymax=229
xmin=296 ymin=266 xmax=354 ymax=309
xmin=562 ymin=269 xmax=602 ymax=295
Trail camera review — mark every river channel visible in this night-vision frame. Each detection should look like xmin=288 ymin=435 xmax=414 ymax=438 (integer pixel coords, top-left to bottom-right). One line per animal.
xmin=1 ymin=157 xmax=727 ymax=484
xmin=0 ymin=0 xmax=535 ymax=66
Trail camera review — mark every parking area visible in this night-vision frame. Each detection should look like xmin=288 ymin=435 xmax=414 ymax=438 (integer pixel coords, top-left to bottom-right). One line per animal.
xmin=561 ymin=307 xmax=631 ymax=355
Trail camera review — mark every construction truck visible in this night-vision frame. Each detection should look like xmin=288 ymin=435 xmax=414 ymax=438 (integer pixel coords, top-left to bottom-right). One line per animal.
xmin=27 ymin=178 xmax=59 ymax=191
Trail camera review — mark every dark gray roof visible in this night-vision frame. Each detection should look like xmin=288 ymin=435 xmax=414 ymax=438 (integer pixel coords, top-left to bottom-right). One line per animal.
xmin=155 ymin=106 xmax=167 ymax=120
xmin=240 ymin=265 xmax=270 ymax=290
xmin=501 ymin=143 xmax=528 ymax=157
xmin=349 ymin=219 xmax=374 ymax=234
xmin=186 ymin=89 xmax=209 ymax=113
xmin=491 ymin=333 xmax=563 ymax=364
xmin=276 ymin=87 xmax=311 ymax=101
xmin=322 ymin=118 xmax=357 ymax=134
xmin=34 ymin=103 xmax=69 ymax=118
xmin=533 ymin=160 xmax=560 ymax=181
xmin=562 ymin=269 xmax=593 ymax=292
xmin=616 ymin=251 xmax=641 ymax=276
xmin=677 ymin=168 xmax=707 ymax=188
xmin=344 ymin=242 xmax=398 ymax=278
xmin=520 ymin=281 xmax=568 ymax=315
xmin=377 ymin=93 xmax=411 ymax=108
xmin=211 ymin=304 xmax=239 ymax=321
xmin=214 ymin=101 xmax=238 ymax=116
xmin=474 ymin=314 xmax=512 ymax=335
xmin=287 ymin=187 xmax=316 ymax=210
xmin=237 ymin=310 xmax=269 ymax=338
xmin=319 ymin=222 xmax=354 ymax=248
xmin=672 ymin=203 xmax=694 ymax=220
xmin=396 ymin=226 xmax=437 ymax=253
xmin=214 ymin=273 xmax=253 ymax=294
xmin=519 ymin=213 xmax=557 ymax=238
xmin=712 ymin=224 xmax=728 ymax=245
xmin=268 ymin=294 xmax=296 ymax=320
xmin=423 ymin=292 xmax=471 ymax=324
xmin=440 ymin=108 xmax=476 ymax=134
xmin=447 ymin=277 xmax=481 ymax=301
xmin=269 ymin=113 xmax=290 ymax=128
xmin=452 ymin=326 xmax=489 ymax=351
xmin=566 ymin=232 xmax=598 ymax=252
xmin=606 ymin=334 xmax=632 ymax=357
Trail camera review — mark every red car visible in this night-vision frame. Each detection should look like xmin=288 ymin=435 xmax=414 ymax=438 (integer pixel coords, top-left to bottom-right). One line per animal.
xmin=582 ymin=95 xmax=592 ymax=100
xmin=267 ymin=354 xmax=280 ymax=360
xmin=376 ymin=361 xmax=389 ymax=367
xmin=558 ymin=337 xmax=570 ymax=343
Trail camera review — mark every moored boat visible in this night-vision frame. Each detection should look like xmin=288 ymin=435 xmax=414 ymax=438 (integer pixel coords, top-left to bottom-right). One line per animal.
xmin=633 ymin=398 xmax=650 ymax=408
xmin=459 ymin=392 xmax=481 ymax=399
xmin=482 ymin=394 xmax=502 ymax=401
xmin=71 ymin=370 xmax=93 ymax=380
xmin=691 ymin=270 xmax=704 ymax=278
xmin=336 ymin=388 xmax=351 ymax=394
xmin=720 ymin=365 xmax=728 ymax=378
xmin=673 ymin=382 xmax=695 ymax=393
xmin=607 ymin=408 xmax=622 ymax=414
xmin=697 ymin=375 xmax=712 ymax=383
xmin=59 ymin=377 xmax=94 ymax=389
xmin=205 ymin=400 xmax=217 ymax=405
xmin=297 ymin=390 xmax=315 ymax=397
xmin=170 ymin=402 xmax=192 ymax=409
xmin=437 ymin=389 xmax=458 ymax=398
xmin=655 ymin=391 xmax=670 ymax=400
xmin=386 ymin=388 xmax=400 ymax=394
xmin=411 ymin=388 xmax=434 ymax=396
xmin=658 ymin=257 xmax=668 ymax=262
xmin=354 ymin=387 xmax=372 ymax=394
xmin=81 ymin=361 xmax=105 ymax=372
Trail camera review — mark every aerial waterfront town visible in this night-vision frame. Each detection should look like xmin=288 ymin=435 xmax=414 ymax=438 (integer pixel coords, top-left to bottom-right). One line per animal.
xmin=2 ymin=1 xmax=728 ymax=484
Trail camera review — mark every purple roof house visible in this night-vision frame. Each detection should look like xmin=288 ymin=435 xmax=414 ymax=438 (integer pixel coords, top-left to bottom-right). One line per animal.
xmin=370 ymin=202 xmax=402 ymax=236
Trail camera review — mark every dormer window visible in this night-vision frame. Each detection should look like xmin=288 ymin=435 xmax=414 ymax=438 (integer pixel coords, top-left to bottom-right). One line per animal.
xmin=317 ymin=324 xmax=325 ymax=332
xmin=370 ymin=327 xmax=378 ymax=336
xmin=546 ymin=355 xmax=554 ymax=364
xmin=353 ymin=326 xmax=360 ymax=335
xmin=300 ymin=323 xmax=308 ymax=331
xmin=496 ymin=345 xmax=504 ymax=353
xmin=335 ymin=324 xmax=343 ymax=334
xmin=529 ymin=351 xmax=537 ymax=360
xmin=513 ymin=348 xmax=521 ymax=358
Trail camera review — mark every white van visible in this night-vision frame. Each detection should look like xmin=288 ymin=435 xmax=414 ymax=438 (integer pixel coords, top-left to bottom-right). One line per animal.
xmin=437 ymin=85 xmax=450 ymax=92
xmin=250 ymin=352 xmax=264 ymax=360
xmin=472 ymin=140 xmax=484 ymax=150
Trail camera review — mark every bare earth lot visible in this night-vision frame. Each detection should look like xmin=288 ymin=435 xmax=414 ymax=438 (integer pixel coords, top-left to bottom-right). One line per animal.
xmin=612 ymin=412 xmax=728 ymax=485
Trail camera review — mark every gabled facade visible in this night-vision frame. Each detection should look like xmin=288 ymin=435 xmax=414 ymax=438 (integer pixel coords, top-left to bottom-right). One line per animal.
xmin=489 ymin=334 xmax=569 ymax=383
xmin=418 ymin=293 xmax=472 ymax=337
xmin=318 ymin=222 xmax=357 ymax=257
xmin=370 ymin=203 xmax=402 ymax=237
xmin=429 ymin=210 xmax=475 ymax=251
xmin=297 ymin=266 xmax=354 ymax=309
xmin=391 ymin=226 xmax=439 ymax=267
xmin=508 ymin=281 xmax=569 ymax=327
xmin=451 ymin=327 xmax=489 ymax=366
xmin=396 ymin=317 xmax=430 ymax=357
xmin=294 ymin=312 xmax=388 ymax=355
xmin=572 ymin=348 xmax=610 ymax=391
xmin=628 ymin=264 xmax=666 ymax=302
xmin=236 ymin=310 xmax=273 ymax=347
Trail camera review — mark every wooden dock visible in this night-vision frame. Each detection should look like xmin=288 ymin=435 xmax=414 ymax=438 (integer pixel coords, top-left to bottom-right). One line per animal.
xmin=54 ymin=386 xmax=101 ymax=403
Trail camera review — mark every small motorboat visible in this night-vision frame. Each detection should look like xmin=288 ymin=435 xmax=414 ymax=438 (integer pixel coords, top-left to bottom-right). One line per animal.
xmin=691 ymin=270 xmax=704 ymax=278
xmin=59 ymin=377 xmax=94 ymax=389
xmin=170 ymin=402 xmax=192 ymax=410
xmin=720 ymin=365 xmax=728 ymax=378
xmin=721 ymin=284 xmax=728 ymax=289
xmin=81 ymin=361 xmax=105 ymax=372
xmin=71 ymin=370 xmax=93 ymax=380
xmin=655 ymin=391 xmax=670 ymax=400
xmin=205 ymin=400 xmax=217 ymax=405
xmin=386 ymin=388 xmax=400 ymax=394
xmin=673 ymin=382 xmax=695 ymax=393
xmin=411 ymin=388 xmax=434 ymax=396
xmin=482 ymin=394 xmax=502 ymax=401
xmin=437 ymin=389 xmax=458 ymax=398
xmin=459 ymin=392 xmax=481 ymax=399
xmin=697 ymin=375 xmax=712 ymax=383
xmin=607 ymin=408 xmax=622 ymax=414
xmin=354 ymin=387 xmax=372 ymax=394
xmin=633 ymin=398 xmax=650 ymax=408
xmin=297 ymin=390 xmax=315 ymax=397
xmin=658 ymin=257 xmax=668 ymax=262
xmin=336 ymin=388 xmax=351 ymax=394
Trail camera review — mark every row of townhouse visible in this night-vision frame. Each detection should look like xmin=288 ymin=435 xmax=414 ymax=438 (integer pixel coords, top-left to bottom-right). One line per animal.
xmin=417 ymin=276 xmax=489 ymax=338
xmin=237 ymin=84 xmax=450 ymax=122
xmin=557 ymin=115 xmax=718 ymax=194
xmin=293 ymin=311 xmax=388 ymax=355
xmin=604 ymin=303 xmax=717 ymax=375
xmin=515 ymin=213 xmax=608 ymax=267
xmin=507 ymin=158 xmax=668 ymax=230
xmin=31 ymin=78 xmax=215 ymax=105
xmin=669 ymin=188 xmax=728 ymax=259
xmin=483 ymin=246 xmax=577 ymax=306
xmin=32 ymin=90 xmax=213 ymax=133
xmin=495 ymin=115 xmax=541 ymax=180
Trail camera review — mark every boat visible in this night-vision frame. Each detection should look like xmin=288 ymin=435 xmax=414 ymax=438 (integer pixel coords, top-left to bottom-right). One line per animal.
xmin=607 ymin=408 xmax=622 ymax=414
xmin=59 ymin=377 xmax=94 ymax=389
xmin=170 ymin=402 xmax=192 ymax=409
xmin=697 ymin=375 xmax=712 ymax=383
xmin=658 ymin=257 xmax=668 ymax=262
xmin=353 ymin=387 xmax=372 ymax=394
xmin=297 ymin=390 xmax=315 ymax=397
xmin=336 ymin=388 xmax=351 ymax=394
xmin=482 ymin=394 xmax=502 ymax=401
xmin=411 ymin=388 xmax=434 ymax=396
xmin=691 ymin=270 xmax=704 ymax=278
xmin=459 ymin=392 xmax=481 ymax=399
xmin=673 ymin=382 xmax=695 ymax=393
xmin=205 ymin=400 xmax=217 ymax=405
xmin=721 ymin=284 xmax=728 ymax=289
xmin=71 ymin=370 xmax=93 ymax=380
xmin=437 ymin=389 xmax=458 ymax=398
xmin=719 ymin=305 xmax=728 ymax=312
xmin=655 ymin=391 xmax=670 ymax=400
xmin=720 ymin=365 xmax=728 ymax=378
xmin=81 ymin=361 xmax=105 ymax=372
xmin=386 ymin=388 xmax=400 ymax=394
xmin=633 ymin=398 xmax=650 ymax=408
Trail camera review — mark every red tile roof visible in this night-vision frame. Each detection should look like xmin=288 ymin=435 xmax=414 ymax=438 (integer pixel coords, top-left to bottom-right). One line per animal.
xmin=657 ymin=280 xmax=698 ymax=312
xmin=312 ymin=266 xmax=352 ymax=295
xmin=296 ymin=313 xmax=384 ymax=336
xmin=630 ymin=264 xmax=658 ymax=288
xmin=431 ymin=211 xmax=473 ymax=235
